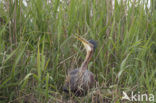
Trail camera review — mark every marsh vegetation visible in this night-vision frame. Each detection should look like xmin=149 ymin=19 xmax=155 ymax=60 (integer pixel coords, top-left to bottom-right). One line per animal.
xmin=0 ymin=0 xmax=156 ymax=102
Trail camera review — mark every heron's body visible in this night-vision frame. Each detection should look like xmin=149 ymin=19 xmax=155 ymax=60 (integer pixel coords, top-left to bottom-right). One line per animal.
xmin=63 ymin=68 xmax=95 ymax=96
xmin=63 ymin=35 xmax=97 ymax=96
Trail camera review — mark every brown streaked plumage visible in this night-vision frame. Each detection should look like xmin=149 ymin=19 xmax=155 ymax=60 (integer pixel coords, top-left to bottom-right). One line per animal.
xmin=63 ymin=35 xmax=96 ymax=96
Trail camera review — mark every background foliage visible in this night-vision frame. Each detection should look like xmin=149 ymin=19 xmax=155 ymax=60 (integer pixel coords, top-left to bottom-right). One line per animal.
xmin=0 ymin=0 xmax=156 ymax=102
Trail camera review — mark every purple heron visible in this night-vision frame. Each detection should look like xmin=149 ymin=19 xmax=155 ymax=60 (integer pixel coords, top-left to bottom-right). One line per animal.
xmin=63 ymin=35 xmax=97 ymax=96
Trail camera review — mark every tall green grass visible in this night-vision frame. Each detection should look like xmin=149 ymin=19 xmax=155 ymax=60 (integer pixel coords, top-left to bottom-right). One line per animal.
xmin=0 ymin=0 xmax=156 ymax=102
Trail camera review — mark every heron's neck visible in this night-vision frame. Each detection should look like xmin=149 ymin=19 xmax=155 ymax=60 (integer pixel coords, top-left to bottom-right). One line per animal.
xmin=80 ymin=50 xmax=93 ymax=71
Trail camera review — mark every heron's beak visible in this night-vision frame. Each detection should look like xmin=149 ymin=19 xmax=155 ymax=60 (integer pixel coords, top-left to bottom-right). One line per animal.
xmin=74 ymin=35 xmax=93 ymax=52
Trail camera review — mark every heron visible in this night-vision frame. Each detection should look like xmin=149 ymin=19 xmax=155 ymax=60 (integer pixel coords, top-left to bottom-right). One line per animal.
xmin=63 ymin=35 xmax=97 ymax=96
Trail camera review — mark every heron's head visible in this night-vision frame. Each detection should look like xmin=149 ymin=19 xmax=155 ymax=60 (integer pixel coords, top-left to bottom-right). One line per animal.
xmin=75 ymin=35 xmax=97 ymax=52
xmin=88 ymin=40 xmax=97 ymax=51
